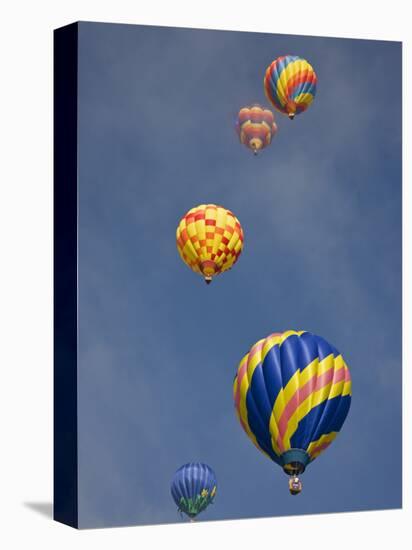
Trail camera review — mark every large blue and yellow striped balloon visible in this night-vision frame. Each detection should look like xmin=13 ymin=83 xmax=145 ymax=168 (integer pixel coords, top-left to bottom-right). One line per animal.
xmin=264 ymin=55 xmax=317 ymax=119
xmin=233 ymin=330 xmax=351 ymax=490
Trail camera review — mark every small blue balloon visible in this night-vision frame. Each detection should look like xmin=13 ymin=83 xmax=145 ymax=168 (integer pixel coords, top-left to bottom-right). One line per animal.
xmin=171 ymin=463 xmax=217 ymax=519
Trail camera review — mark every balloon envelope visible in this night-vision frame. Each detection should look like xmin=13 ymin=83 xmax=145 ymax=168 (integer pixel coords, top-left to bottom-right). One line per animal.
xmin=176 ymin=204 xmax=244 ymax=283
xmin=264 ymin=55 xmax=317 ymax=119
xmin=171 ymin=463 xmax=217 ymax=519
xmin=235 ymin=104 xmax=277 ymax=154
xmin=233 ymin=330 xmax=351 ymax=476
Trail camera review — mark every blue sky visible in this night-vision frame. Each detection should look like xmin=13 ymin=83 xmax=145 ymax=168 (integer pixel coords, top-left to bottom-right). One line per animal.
xmin=76 ymin=22 xmax=402 ymax=528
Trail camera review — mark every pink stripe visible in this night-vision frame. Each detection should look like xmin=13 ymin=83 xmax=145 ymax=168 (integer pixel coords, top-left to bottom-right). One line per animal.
xmin=332 ymin=365 xmax=347 ymax=385
xmin=234 ymin=334 xmax=282 ymax=435
xmin=249 ymin=340 xmax=264 ymax=360
xmin=276 ymin=366 xmax=346 ymax=447
xmin=266 ymin=332 xmax=282 ymax=341
xmin=234 ymin=341 xmax=264 ymax=413
xmin=234 ymin=362 xmax=248 ymax=410
xmin=309 ymin=440 xmax=332 ymax=457
xmin=277 ymin=369 xmax=334 ymax=436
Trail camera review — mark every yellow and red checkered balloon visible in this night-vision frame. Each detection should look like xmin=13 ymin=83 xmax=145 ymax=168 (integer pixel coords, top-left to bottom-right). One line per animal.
xmin=176 ymin=204 xmax=244 ymax=284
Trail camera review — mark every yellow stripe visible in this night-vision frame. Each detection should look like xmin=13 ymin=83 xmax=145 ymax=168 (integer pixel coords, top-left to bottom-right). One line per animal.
xmin=279 ymin=329 xmax=304 ymax=345
xmin=276 ymin=59 xmax=313 ymax=108
xmin=310 ymin=378 xmax=333 ymax=409
xmin=277 ymin=359 xmax=322 ymax=449
xmin=285 ymin=395 xmax=313 ymax=450
xmin=327 ymin=358 xmax=346 ymax=400
xmin=238 ymin=375 xmax=251 ymax=431
xmin=276 ymin=64 xmax=291 ymax=105
xmin=261 ymin=334 xmax=282 ymax=362
xmin=186 ymin=220 xmax=197 ymax=238
xmin=342 ymin=380 xmax=352 ymax=396
xmin=194 ymin=220 xmax=206 ymax=258
xmin=342 ymin=360 xmax=352 ymax=396
xmin=299 ymin=357 xmax=320 ymax=386
xmin=181 ymin=240 xmax=198 ymax=263
xmin=267 ymin=342 xmax=308 ymax=456
xmin=276 ymin=59 xmax=301 ymax=105
xmin=268 ymin=415 xmax=281 ymax=455
xmin=246 ymin=343 xmax=264 ymax=380
xmin=282 ymin=369 xmax=301 ymax=410
xmin=250 ymin=330 xmax=307 ymax=454
xmin=235 ymin=359 xmax=272 ymax=460
xmin=205 ymin=206 xmax=217 ymax=257
xmin=307 ymin=432 xmax=338 ymax=458
xmin=234 ymin=239 xmax=242 ymax=253
xmin=232 ymin=376 xmax=238 ymax=401
xmin=177 ymin=221 xmax=199 ymax=263
xmin=275 ymin=354 xmax=335 ymax=449
xmin=260 ymin=330 xmax=306 ymax=364
xmin=293 ymin=92 xmax=314 ymax=107
xmin=226 ymin=216 xmax=236 ymax=229
xmin=181 ymin=223 xmax=201 ymax=258
xmin=272 ymin=351 xmax=326 ymax=424
xmin=271 ymin=372 xmax=297 ymax=448
xmin=317 ymin=353 xmax=335 ymax=376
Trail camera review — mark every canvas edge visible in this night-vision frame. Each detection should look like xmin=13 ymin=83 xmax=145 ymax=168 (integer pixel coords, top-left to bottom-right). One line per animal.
xmin=53 ymin=21 xmax=79 ymax=529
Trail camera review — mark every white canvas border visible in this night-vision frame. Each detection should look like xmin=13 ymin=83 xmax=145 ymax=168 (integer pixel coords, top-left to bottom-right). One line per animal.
xmin=0 ymin=1 xmax=409 ymax=548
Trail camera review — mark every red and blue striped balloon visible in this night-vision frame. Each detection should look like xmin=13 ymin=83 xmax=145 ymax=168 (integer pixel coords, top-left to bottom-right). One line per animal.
xmin=264 ymin=55 xmax=317 ymax=119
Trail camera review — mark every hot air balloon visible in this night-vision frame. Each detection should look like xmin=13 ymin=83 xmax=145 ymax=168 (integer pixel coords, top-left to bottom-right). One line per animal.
xmin=171 ymin=463 xmax=217 ymax=521
xmin=264 ymin=55 xmax=317 ymax=120
xmin=176 ymin=204 xmax=244 ymax=284
xmin=235 ymin=104 xmax=278 ymax=155
xmin=233 ymin=330 xmax=351 ymax=495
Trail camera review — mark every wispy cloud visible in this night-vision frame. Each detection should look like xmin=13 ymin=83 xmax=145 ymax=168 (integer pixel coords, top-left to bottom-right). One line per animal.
xmin=75 ymin=22 xmax=401 ymax=527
